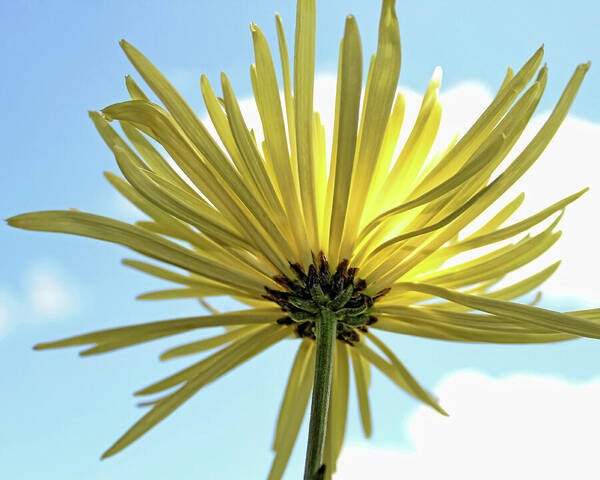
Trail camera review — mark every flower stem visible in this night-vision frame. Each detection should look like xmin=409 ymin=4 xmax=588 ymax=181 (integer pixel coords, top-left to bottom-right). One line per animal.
xmin=303 ymin=308 xmax=337 ymax=480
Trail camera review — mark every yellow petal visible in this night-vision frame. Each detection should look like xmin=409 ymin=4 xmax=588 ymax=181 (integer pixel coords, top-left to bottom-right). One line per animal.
xmin=119 ymin=120 xmax=191 ymax=190
xmin=268 ymin=343 xmax=315 ymax=480
xmin=275 ymin=13 xmax=296 ymax=166
xmin=217 ymin=74 xmax=296 ymax=250
xmin=374 ymin=314 xmax=574 ymax=344
xmin=104 ymin=171 xmax=200 ymax=245
xmin=328 ymin=15 xmax=362 ymax=265
xmin=8 ymin=210 xmax=267 ymax=295
xmin=122 ymin=258 xmax=200 ymax=286
xmin=378 ymin=68 xmax=442 ymax=213
xmin=125 ymin=75 xmax=149 ymax=101
xmin=425 ymin=262 xmax=561 ymax=311
xmin=293 ymin=0 xmax=320 ymax=253
xmin=136 ymin=286 xmax=250 ymax=301
xmin=364 ymin=92 xmax=406 ymax=219
xmin=369 ymin=63 xmax=589 ymax=291
xmin=272 ymin=339 xmax=314 ymax=451
xmin=355 ymin=339 xmax=447 ymax=415
xmin=114 ymin=148 xmax=253 ymax=253
xmin=33 ymin=308 xmax=283 ymax=354
xmin=417 ymin=219 xmax=561 ymax=290
xmin=331 ymin=343 xmax=350 ymax=465
xmin=350 ymin=347 xmax=372 ymax=438
xmin=160 ymin=325 xmax=262 ymax=360
xmin=412 ymin=46 xmax=543 ymax=193
xmin=103 ymin=324 xmax=289 ymax=459
xmin=393 ymin=282 xmax=600 ymax=339
xmin=339 ymin=0 xmax=401 ymax=259
xmin=102 ymin=99 xmax=296 ymax=273
xmin=360 ymin=72 xmax=544 ymax=248
xmin=448 ymin=188 xmax=586 ymax=253
xmin=464 ymin=192 xmax=525 ymax=239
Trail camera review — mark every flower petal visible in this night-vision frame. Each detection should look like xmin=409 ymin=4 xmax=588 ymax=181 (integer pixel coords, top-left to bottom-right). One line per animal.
xmin=294 ymin=0 xmax=320 ymax=253
xmin=272 ymin=339 xmax=314 ymax=451
xmin=350 ymin=347 xmax=372 ymax=438
xmin=354 ymin=338 xmax=447 ymax=415
xmin=104 ymin=171 xmax=200 ymax=244
xmin=33 ymin=308 xmax=282 ymax=354
xmin=7 ymin=210 xmax=269 ymax=294
xmin=340 ymin=0 xmax=401 ymax=259
xmin=160 ymin=325 xmax=260 ymax=360
xmin=268 ymin=343 xmax=315 ymax=480
xmin=394 ymin=282 xmax=600 ymax=339
xmin=369 ymin=62 xmax=589 ymax=291
xmin=328 ymin=15 xmax=363 ymax=265
xmin=102 ymin=324 xmax=289 ymax=459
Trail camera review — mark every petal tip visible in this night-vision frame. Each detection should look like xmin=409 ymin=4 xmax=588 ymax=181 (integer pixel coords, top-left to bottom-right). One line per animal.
xmin=100 ymin=449 xmax=113 ymax=461
xmin=432 ymin=66 xmax=443 ymax=83
xmin=6 ymin=215 xmax=21 ymax=228
xmin=158 ymin=351 xmax=172 ymax=361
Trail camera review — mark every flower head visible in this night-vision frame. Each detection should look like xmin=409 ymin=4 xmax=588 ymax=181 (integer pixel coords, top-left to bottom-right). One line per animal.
xmin=8 ymin=0 xmax=599 ymax=478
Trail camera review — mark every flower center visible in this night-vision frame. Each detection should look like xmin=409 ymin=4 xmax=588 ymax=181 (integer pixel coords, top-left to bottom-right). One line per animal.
xmin=264 ymin=252 xmax=388 ymax=345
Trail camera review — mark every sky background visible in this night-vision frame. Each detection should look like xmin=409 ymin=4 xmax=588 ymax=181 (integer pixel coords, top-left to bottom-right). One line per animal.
xmin=2 ymin=0 xmax=600 ymax=479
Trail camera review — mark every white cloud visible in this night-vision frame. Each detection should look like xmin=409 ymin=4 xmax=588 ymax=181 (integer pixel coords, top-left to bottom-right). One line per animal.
xmin=0 ymin=289 xmax=15 ymax=338
xmin=336 ymin=371 xmax=600 ymax=479
xmin=424 ymin=86 xmax=600 ymax=307
xmin=0 ymin=261 xmax=80 ymax=336
xmin=500 ymin=114 xmax=600 ymax=306
xmin=27 ymin=263 xmax=79 ymax=318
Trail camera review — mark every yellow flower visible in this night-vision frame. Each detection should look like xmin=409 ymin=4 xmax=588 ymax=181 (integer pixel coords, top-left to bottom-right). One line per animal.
xmin=7 ymin=0 xmax=598 ymax=478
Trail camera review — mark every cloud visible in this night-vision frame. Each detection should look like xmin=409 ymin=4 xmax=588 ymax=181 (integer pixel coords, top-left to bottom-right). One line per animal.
xmin=500 ymin=114 xmax=600 ymax=306
xmin=336 ymin=370 xmax=600 ymax=479
xmin=0 ymin=261 xmax=80 ymax=336
xmin=27 ymin=263 xmax=79 ymax=318
xmin=428 ymin=86 xmax=600 ymax=307
xmin=0 ymin=289 xmax=15 ymax=338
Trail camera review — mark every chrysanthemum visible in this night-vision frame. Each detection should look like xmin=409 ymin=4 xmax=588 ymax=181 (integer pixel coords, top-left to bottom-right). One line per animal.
xmin=8 ymin=0 xmax=599 ymax=478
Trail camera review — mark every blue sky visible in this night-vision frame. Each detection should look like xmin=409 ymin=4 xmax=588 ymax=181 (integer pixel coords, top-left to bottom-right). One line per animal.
xmin=2 ymin=1 xmax=600 ymax=479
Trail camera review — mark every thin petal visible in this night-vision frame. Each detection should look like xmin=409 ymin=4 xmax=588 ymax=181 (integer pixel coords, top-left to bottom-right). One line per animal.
xmin=293 ymin=0 xmax=319 ymax=252
xmin=272 ymin=339 xmax=314 ymax=451
xmin=33 ymin=308 xmax=283 ymax=354
xmin=354 ymin=339 xmax=447 ymax=415
xmin=393 ymin=282 xmax=600 ymax=339
xmin=122 ymin=258 xmax=201 ymax=286
xmin=160 ymin=325 xmax=261 ymax=360
xmin=369 ymin=63 xmax=589 ymax=291
xmin=328 ymin=15 xmax=363 ymax=265
xmin=350 ymin=347 xmax=372 ymax=438
xmin=102 ymin=324 xmax=289 ymax=459
xmin=268 ymin=344 xmax=315 ymax=480
xmin=365 ymin=332 xmax=447 ymax=415
xmin=7 ymin=210 xmax=269 ymax=295
xmin=340 ymin=0 xmax=401 ymax=259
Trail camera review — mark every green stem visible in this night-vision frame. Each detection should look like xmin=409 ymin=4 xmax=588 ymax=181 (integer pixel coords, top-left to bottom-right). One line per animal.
xmin=303 ymin=308 xmax=337 ymax=480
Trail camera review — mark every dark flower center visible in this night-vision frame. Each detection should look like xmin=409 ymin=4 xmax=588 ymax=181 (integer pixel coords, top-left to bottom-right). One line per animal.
xmin=263 ymin=252 xmax=389 ymax=345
